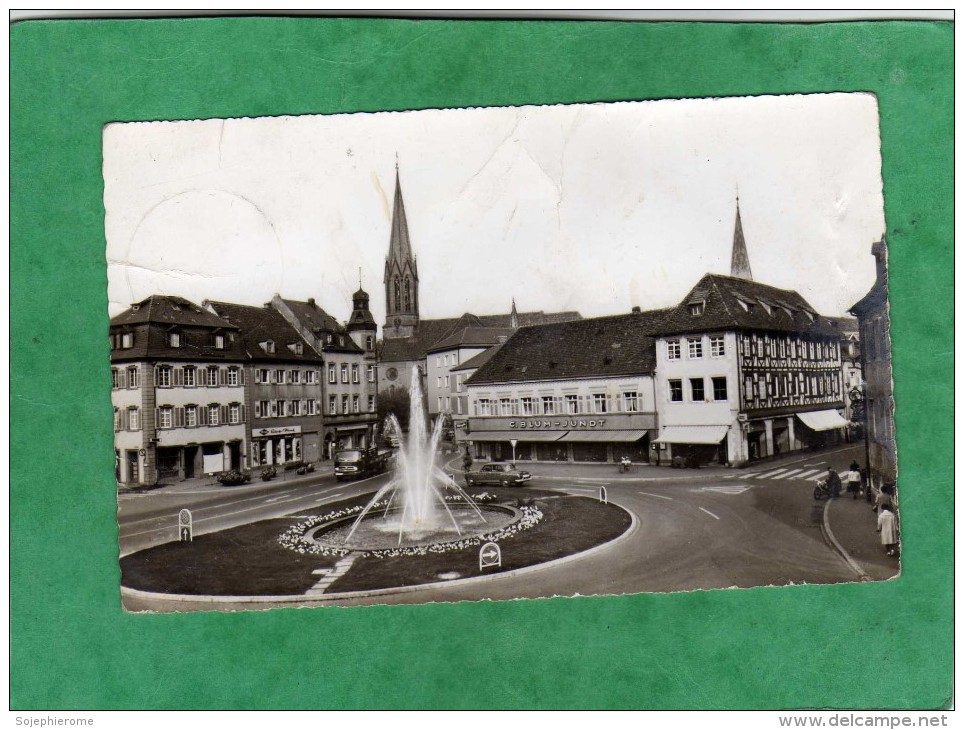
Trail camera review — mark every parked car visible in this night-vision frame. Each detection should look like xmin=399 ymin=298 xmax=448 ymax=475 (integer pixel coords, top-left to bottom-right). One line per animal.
xmin=465 ymin=462 xmax=532 ymax=487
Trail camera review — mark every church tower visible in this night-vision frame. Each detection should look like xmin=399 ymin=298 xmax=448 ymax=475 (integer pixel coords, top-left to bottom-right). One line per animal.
xmin=383 ymin=165 xmax=420 ymax=339
xmin=730 ymin=196 xmax=754 ymax=281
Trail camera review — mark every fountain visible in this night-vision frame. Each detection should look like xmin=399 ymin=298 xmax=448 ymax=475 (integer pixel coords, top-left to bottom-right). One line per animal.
xmin=332 ymin=368 xmax=504 ymax=550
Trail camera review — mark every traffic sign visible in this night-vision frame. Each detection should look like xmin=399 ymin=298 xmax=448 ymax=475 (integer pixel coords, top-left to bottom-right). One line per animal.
xmin=479 ymin=541 xmax=501 ymax=570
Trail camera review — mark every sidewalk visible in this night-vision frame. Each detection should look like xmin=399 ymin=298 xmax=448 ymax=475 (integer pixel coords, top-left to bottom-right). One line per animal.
xmin=118 ymin=461 xmax=337 ymax=498
xmin=825 ymin=493 xmax=900 ymax=581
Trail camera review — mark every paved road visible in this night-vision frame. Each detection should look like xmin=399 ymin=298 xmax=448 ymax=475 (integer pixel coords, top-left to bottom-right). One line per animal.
xmin=120 ymin=444 xmax=895 ymax=609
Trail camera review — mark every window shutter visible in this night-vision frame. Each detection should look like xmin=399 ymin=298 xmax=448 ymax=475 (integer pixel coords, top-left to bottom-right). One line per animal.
xmin=221 ymin=405 xmax=228 ymax=423
xmin=173 ymin=367 xmax=183 ymax=387
xmin=199 ymin=406 xmax=207 ymax=426
xmin=175 ymin=407 xmax=185 ymax=428
xmin=240 ymin=405 xmax=245 ymax=422
xmin=217 ymin=368 xmax=225 ymax=386
xmin=154 ymin=367 xmax=159 ymax=387
xmin=254 ymin=369 xmax=261 ymax=384
xmin=238 ymin=369 xmax=244 ymax=386
xmin=155 ymin=408 xmax=160 ymax=427
xmin=254 ymin=401 xmax=261 ymax=418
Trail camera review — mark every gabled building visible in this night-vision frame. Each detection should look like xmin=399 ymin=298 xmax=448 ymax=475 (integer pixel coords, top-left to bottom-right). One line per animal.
xmin=463 ymin=308 xmax=670 ymax=464
xmin=110 ymin=295 xmax=248 ymax=486
xmin=652 ymin=202 xmax=850 ymax=466
xmin=849 ymin=237 xmax=896 ymax=490
xmin=272 ymin=293 xmax=379 ymax=455
xmin=205 ymin=301 xmax=326 ymax=467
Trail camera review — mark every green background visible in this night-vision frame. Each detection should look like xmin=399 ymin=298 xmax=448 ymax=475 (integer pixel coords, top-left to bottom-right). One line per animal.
xmin=10 ymin=18 xmax=953 ymax=709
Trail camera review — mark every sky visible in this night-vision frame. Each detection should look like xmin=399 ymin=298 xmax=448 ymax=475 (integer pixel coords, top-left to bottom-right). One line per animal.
xmin=104 ymin=93 xmax=885 ymax=325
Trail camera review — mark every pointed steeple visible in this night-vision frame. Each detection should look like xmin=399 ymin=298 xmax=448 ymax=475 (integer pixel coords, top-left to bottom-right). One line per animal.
xmin=510 ymin=298 xmax=519 ymax=329
xmin=383 ymin=163 xmax=420 ymax=339
xmin=730 ymin=196 xmax=754 ymax=280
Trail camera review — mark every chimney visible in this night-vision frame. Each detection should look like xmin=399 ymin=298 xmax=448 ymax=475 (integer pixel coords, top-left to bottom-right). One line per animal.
xmin=632 ymin=306 xmax=642 ymax=314
xmin=307 ymin=297 xmax=316 ymax=306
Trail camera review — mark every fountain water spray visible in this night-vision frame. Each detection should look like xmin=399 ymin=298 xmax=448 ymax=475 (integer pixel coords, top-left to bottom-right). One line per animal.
xmin=345 ymin=368 xmax=485 ymax=546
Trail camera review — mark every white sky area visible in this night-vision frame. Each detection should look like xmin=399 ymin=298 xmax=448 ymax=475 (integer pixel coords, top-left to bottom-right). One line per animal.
xmin=104 ymin=93 xmax=885 ymax=325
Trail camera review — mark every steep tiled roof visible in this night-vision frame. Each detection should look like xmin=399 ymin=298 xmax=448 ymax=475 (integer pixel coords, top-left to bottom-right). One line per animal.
xmin=427 ymin=326 xmax=516 ymax=353
xmin=657 ymin=274 xmax=847 ymax=338
xmin=467 ymin=309 xmax=674 ymax=386
xmin=280 ymin=297 xmax=363 ymax=354
xmin=110 ymin=295 xmax=233 ymax=329
xmin=379 ymin=310 xmax=582 ymax=363
xmin=206 ymin=301 xmax=323 ymax=363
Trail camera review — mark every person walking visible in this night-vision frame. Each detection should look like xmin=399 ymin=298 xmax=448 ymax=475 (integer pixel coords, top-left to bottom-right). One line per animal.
xmin=877 ymin=503 xmax=899 ymax=557
xmin=825 ymin=467 xmax=842 ymax=498
xmin=846 ymin=463 xmax=862 ymax=499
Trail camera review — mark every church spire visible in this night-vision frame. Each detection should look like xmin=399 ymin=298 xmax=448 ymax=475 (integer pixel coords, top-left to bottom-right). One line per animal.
xmin=383 ymin=163 xmax=420 ymax=339
xmin=510 ymin=297 xmax=519 ymax=329
xmin=730 ymin=196 xmax=753 ymax=281
xmin=386 ymin=167 xmax=414 ymax=270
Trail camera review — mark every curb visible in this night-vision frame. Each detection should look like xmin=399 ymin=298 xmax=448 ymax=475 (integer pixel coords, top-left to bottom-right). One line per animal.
xmin=820 ymin=498 xmax=871 ymax=582
xmin=121 ymin=498 xmax=639 ymax=609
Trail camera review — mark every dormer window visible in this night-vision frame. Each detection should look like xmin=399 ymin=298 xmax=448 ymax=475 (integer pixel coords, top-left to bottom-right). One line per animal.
xmin=803 ymin=310 xmax=815 ymax=323
xmin=326 ymin=334 xmax=333 ymax=345
xmin=168 ymin=331 xmax=181 ymax=347
xmin=121 ymin=332 xmax=134 ymax=348
xmin=213 ymin=333 xmax=225 ymax=349
xmin=261 ymin=340 xmax=276 ymax=354
xmin=758 ymin=300 xmax=772 ymax=316
xmin=689 ymin=302 xmax=705 ymax=316
xmin=287 ymin=342 xmax=302 ymax=355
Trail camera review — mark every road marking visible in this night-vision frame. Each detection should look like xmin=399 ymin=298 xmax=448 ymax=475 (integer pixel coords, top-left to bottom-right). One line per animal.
xmin=804 ymin=462 xmax=827 ymax=467
xmin=315 ymin=492 xmax=344 ymax=503
xmin=755 ymin=468 xmax=791 ymax=479
xmin=774 ymin=468 xmax=806 ymax=479
xmin=263 ymin=491 xmax=294 ymax=504
xmin=638 ymin=491 xmax=673 ymax=500
xmin=795 ymin=469 xmax=826 ymax=481
xmin=700 ymin=486 xmax=750 ymax=495
xmin=699 ymin=507 xmax=720 ymax=520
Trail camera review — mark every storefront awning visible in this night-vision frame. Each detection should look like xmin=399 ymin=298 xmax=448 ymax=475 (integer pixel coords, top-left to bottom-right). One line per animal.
xmin=467 ymin=431 xmax=566 ymax=443
xmin=796 ymin=409 xmax=849 ymax=432
xmin=335 ymin=425 xmax=369 ymax=432
xmin=558 ymin=430 xmax=650 ymax=443
xmin=654 ymin=425 xmax=730 ymax=445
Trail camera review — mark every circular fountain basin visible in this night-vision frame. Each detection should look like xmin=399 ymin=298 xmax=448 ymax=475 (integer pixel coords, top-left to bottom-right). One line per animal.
xmin=308 ymin=504 xmax=520 ymax=552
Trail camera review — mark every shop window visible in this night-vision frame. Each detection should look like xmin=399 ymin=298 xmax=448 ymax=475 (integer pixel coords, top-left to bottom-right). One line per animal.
xmin=572 ymin=442 xmax=608 ymax=462
xmin=669 ymin=380 xmax=683 ymax=402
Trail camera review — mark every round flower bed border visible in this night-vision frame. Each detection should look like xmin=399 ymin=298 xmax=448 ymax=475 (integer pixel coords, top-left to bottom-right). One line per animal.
xmin=277 ymin=493 xmax=544 ymax=559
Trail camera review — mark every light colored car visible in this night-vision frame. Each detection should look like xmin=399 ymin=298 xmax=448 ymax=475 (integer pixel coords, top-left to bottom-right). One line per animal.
xmin=465 ymin=462 xmax=532 ymax=487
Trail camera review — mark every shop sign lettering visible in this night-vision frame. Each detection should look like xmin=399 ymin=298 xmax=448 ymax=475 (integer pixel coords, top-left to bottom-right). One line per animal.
xmin=508 ymin=419 xmax=606 ymax=429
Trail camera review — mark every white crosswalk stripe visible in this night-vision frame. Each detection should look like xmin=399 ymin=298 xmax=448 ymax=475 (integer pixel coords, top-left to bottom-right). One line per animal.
xmin=755 ymin=468 xmax=791 ymax=479
xmin=804 ymin=470 xmax=829 ymax=481
xmin=773 ymin=468 xmax=806 ymax=479
xmin=700 ymin=486 xmax=750 ymax=495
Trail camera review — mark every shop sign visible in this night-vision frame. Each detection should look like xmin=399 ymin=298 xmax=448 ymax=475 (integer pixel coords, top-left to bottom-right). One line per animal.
xmin=253 ymin=425 xmax=302 ymax=437
xmin=509 ymin=419 xmax=607 ymax=430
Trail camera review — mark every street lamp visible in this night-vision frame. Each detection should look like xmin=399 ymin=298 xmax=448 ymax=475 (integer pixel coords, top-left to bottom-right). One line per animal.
xmin=510 ymin=439 xmax=518 ymax=464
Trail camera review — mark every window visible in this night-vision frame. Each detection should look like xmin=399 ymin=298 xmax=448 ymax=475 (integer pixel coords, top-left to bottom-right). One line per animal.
xmin=157 ymin=366 xmax=172 ymax=387
xmin=255 ymin=400 xmax=268 ymax=418
xmin=690 ymin=378 xmax=705 ymax=401
xmin=624 ymin=392 xmax=639 ymax=412
xmin=687 ymin=338 xmax=703 ymax=359
xmin=127 ymin=366 xmax=139 ymax=388
xmin=436 ymin=356 xmax=442 ymax=367
xmin=275 ymin=399 xmax=285 ymax=417
xmin=306 ymin=399 xmax=318 ymax=416
xmin=592 ymin=393 xmax=608 ymax=413
xmin=227 ymin=368 xmax=239 ymax=386
xmin=121 ymin=332 xmax=134 ymax=348
xmin=255 ymin=368 xmax=268 ymax=384
xmin=329 ymin=395 xmax=337 ymax=414
xmin=366 ymin=336 xmax=374 ymax=351
xmin=437 ymin=396 xmax=443 ymax=412
xmin=229 ymin=404 xmax=241 ymax=423
xmin=667 ymin=340 xmax=681 ymax=360
xmin=500 ymin=398 xmax=512 ymax=416
xmin=710 ymin=336 xmax=725 ymax=358
xmin=341 ymin=364 xmax=349 ymax=383
xmin=307 ymin=370 xmax=319 ymax=384
xmin=367 ymin=365 xmax=376 ymax=383
xmin=351 ymin=364 xmax=359 ymax=383
xmin=208 ymin=405 xmax=220 ymax=425
xmin=205 ymin=367 xmax=218 ymax=386
xmin=328 ymin=364 xmax=337 ymax=384
xmin=566 ymin=394 xmax=578 ymax=414
xmin=444 ymin=375 xmax=451 ymax=388
xmin=341 ymin=395 xmax=349 ymax=413
xmin=111 ymin=369 xmax=120 ymax=389
xmin=290 ymin=400 xmax=301 ymax=416
xmin=290 ymin=370 xmax=300 ymax=384
xmin=521 ymin=397 xmax=534 ymax=416
xmin=275 ymin=369 xmax=286 ymax=384
xmin=478 ymin=398 xmax=492 ymax=416
xmin=128 ymin=407 xmax=140 ymax=430
xmin=669 ymin=380 xmax=683 ymax=402
xmin=456 ymin=398 xmax=463 ymax=415
xmin=180 ymin=366 xmax=194 ymax=387
xmin=168 ymin=331 xmax=181 ymax=347
xmin=367 ymin=395 xmax=375 ymax=412
xmin=158 ymin=406 xmax=173 ymax=429
xmin=213 ymin=334 xmax=225 ymax=349
xmin=542 ymin=396 xmax=555 ymax=415
xmin=712 ymin=377 xmax=728 ymax=401
xmin=437 ymin=377 xmax=442 ymax=388
xmin=113 ymin=407 xmax=121 ymax=430
xmin=185 ymin=405 xmax=197 ymax=427
xmin=689 ymin=302 xmax=705 ymax=316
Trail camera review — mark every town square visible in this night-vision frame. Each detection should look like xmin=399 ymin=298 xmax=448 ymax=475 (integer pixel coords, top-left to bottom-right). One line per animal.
xmin=106 ymin=96 xmax=897 ymax=611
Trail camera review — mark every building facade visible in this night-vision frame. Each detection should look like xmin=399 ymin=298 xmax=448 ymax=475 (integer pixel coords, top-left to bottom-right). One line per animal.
xmin=205 ymin=301 xmax=326 ymax=468
xmin=463 ymin=312 xmax=665 ymax=464
xmin=110 ymin=296 xmax=248 ymax=486
xmin=272 ymin=294 xmax=379 ymax=454
xmin=850 ymin=237 xmax=896 ymax=490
